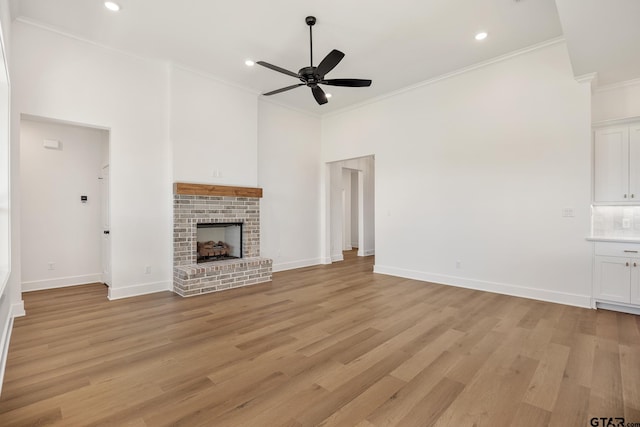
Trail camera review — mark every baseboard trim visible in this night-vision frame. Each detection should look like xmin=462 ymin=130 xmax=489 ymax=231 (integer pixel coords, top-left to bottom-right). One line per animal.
xmin=331 ymin=254 xmax=344 ymax=262
xmin=373 ymin=265 xmax=591 ymax=308
xmin=11 ymin=302 xmax=25 ymax=318
xmin=272 ymin=258 xmax=322 ymax=273
xmin=108 ymin=281 xmax=171 ymax=300
xmin=595 ymin=301 xmax=640 ymax=315
xmin=358 ymin=249 xmax=375 ymax=257
xmin=22 ymin=273 xmax=103 ymax=292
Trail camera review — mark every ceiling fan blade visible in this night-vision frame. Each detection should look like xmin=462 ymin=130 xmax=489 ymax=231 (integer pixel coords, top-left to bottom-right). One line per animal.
xmin=256 ymin=61 xmax=300 ymax=79
xmin=311 ymin=86 xmax=328 ymax=105
xmin=321 ymin=78 xmax=372 ymax=87
xmin=316 ymin=49 xmax=345 ymax=78
xmin=263 ymin=83 xmax=305 ymax=96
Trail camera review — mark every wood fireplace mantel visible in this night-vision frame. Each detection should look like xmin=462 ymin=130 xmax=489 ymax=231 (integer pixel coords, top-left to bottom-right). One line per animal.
xmin=173 ymin=182 xmax=263 ymax=198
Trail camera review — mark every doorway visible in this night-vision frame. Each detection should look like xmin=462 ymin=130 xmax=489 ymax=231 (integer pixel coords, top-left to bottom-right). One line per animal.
xmin=326 ymin=155 xmax=374 ymax=263
xmin=19 ymin=116 xmax=110 ymax=291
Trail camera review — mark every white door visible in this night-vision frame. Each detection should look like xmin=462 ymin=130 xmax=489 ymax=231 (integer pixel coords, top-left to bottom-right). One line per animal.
xmin=594 ymin=127 xmax=629 ymax=202
xmin=594 ymin=256 xmax=630 ymax=303
xmin=101 ymin=165 xmax=111 ymax=286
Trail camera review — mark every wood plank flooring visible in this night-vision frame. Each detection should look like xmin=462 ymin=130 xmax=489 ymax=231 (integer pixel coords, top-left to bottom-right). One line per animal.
xmin=1 ymin=250 xmax=639 ymax=426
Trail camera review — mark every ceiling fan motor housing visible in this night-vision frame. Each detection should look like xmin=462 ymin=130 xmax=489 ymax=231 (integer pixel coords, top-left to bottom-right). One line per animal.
xmin=299 ymin=66 xmax=320 ymax=85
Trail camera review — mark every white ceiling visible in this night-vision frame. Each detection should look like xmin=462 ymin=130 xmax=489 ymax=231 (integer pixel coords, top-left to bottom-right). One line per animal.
xmin=8 ymin=0 xmax=640 ymax=115
xmin=554 ymin=0 xmax=640 ymax=86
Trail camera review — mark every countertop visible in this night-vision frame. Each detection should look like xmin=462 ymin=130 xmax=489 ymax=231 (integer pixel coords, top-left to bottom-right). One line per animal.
xmin=586 ymin=236 xmax=640 ymax=243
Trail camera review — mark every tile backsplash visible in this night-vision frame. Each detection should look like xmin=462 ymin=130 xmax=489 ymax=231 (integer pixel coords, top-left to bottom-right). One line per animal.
xmin=592 ymin=206 xmax=640 ymax=237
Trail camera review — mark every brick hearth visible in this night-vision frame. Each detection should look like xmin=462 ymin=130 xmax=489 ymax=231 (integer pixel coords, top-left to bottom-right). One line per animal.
xmin=173 ymin=183 xmax=272 ymax=297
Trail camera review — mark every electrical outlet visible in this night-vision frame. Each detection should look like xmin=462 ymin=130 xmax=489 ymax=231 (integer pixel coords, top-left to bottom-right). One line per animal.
xmin=48 ymin=262 xmax=55 ymax=270
xmin=562 ymin=208 xmax=575 ymax=218
xmin=456 ymin=260 xmax=462 ymax=269
xmin=144 ymin=265 xmax=151 ymax=274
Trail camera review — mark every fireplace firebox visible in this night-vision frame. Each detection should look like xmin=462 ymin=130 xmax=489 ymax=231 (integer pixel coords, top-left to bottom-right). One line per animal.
xmin=196 ymin=222 xmax=242 ymax=263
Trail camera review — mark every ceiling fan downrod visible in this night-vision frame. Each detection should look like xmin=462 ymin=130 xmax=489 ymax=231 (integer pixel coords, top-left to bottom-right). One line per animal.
xmin=306 ymin=16 xmax=316 ymax=67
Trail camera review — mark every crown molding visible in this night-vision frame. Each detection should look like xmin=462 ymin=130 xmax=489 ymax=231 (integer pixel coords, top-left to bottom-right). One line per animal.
xmin=324 ymin=37 xmax=566 ymax=119
xmin=594 ymin=77 xmax=640 ymax=93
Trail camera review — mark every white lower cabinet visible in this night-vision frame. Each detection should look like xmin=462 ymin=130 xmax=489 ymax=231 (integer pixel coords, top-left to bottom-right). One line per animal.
xmin=593 ymin=242 xmax=640 ymax=307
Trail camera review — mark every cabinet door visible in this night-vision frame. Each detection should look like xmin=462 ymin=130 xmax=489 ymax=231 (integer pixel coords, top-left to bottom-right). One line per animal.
xmin=594 ymin=256 xmax=630 ymax=303
xmin=594 ymin=127 xmax=629 ymax=203
xmin=631 ymin=260 xmax=640 ymax=306
xmin=629 ymin=124 xmax=640 ymax=201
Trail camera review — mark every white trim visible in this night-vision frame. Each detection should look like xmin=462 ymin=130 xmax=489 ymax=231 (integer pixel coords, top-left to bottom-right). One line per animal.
xmin=11 ymin=301 xmax=25 ymax=318
xmin=0 ymin=271 xmax=8 ymax=301
xmin=107 ymin=281 xmax=170 ymax=300
xmin=169 ymin=63 xmax=259 ymax=97
xmin=594 ymin=77 xmax=640 ymax=93
xmin=320 ymin=257 xmax=332 ymax=265
xmin=16 ymin=18 xmax=165 ymax=67
xmin=595 ymin=301 xmax=640 ymax=315
xmin=575 ymin=72 xmax=598 ymax=91
xmin=22 ymin=273 xmax=103 ymax=292
xmin=331 ymin=253 xmax=344 ymax=262
xmin=0 ymin=302 xmax=22 ymax=396
xmin=20 ymin=113 xmax=110 ymax=132
xmin=324 ymin=37 xmax=566 ymax=118
xmin=359 ymin=249 xmax=375 ymax=257
xmin=272 ymin=258 xmax=322 ymax=273
xmin=592 ymin=116 xmax=640 ymax=128
xmin=15 ymin=18 xmax=260 ymax=98
xmin=0 ymin=314 xmax=14 ymax=396
xmin=373 ymin=265 xmax=592 ymax=309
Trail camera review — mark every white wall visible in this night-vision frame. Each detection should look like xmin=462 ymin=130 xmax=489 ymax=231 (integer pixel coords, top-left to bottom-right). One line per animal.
xmin=12 ymin=21 xmax=172 ymax=300
xmin=257 ymin=100 xmax=321 ymax=271
xmin=322 ymin=41 xmax=593 ymax=307
xmin=592 ymin=79 xmax=640 ymax=123
xmin=170 ymin=66 xmax=258 ymax=186
xmin=19 ymin=119 xmax=107 ymax=291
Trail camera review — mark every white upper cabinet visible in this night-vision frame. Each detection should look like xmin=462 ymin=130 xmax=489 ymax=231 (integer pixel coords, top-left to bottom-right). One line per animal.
xmin=594 ymin=123 xmax=640 ymax=203
xmin=630 ymin=124 xmax=640 ymax=201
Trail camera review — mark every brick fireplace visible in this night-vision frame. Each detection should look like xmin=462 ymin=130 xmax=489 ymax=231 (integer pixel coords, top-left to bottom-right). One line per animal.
xmin=173 ymin=183 xmax=272 ymax=296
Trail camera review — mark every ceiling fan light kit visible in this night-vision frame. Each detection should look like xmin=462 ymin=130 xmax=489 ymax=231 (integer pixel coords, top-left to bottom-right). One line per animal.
xmin=257 ymin=16 xmax=372 ymax=105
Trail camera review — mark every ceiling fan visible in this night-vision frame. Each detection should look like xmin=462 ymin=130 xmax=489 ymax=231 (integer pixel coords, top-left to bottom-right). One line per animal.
xmin=257 ymin=16 xmax=372 ymax=105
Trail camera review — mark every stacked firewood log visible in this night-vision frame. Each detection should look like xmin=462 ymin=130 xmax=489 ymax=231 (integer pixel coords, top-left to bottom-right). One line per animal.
xmin=197 ymin=241 xmax=229 ymax=257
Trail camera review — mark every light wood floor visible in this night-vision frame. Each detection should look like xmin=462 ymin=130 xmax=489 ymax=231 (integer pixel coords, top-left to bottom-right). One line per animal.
xmin=1 ymin=250 xmax=639 ymax=426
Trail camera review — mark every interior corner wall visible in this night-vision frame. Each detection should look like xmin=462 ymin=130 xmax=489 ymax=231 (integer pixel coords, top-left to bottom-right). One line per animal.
xmin=11 ymin=21 xmax=172 ymax=299
xmin=257 ymin=100 xmax=321 ymax=271
xmin=19 ymin=119 xmax=106 ymax=291
xmin=592 ymin=80 xmax=640 ymax=123
xmin=170 ymin=66 xmax=258 ymax=187
xmin=322 ymin=41 xmax=593 ymax=307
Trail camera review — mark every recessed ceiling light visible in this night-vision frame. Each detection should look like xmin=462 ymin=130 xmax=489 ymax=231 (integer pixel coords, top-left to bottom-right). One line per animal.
xmin=245 ymin=60 xmax=255 ymax=67
xmin=475 ymin=32 xmax=488 ymax=41
xmin=104 ymin=2 xmax=121 ymax=12
xmin=325 ymin=93 xmax=332 ymax=99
